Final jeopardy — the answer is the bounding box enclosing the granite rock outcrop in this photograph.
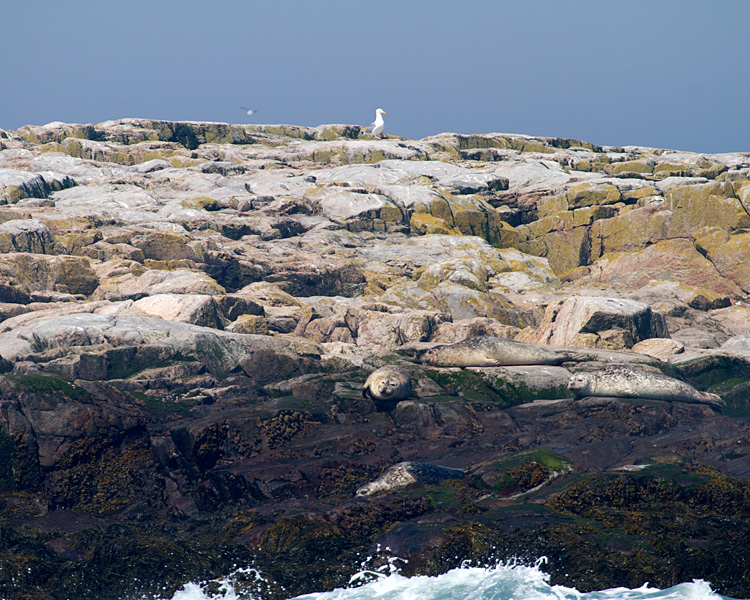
[1,119,750,599]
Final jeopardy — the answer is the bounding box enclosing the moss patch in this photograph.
[4,374,91,402]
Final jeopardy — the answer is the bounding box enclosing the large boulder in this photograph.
[350,306,449,351]
[0,252,98,296]
[0,168,76,203]
[132,294,223,329]
[522,296,668,349]
[0,219,58,254]
[92,267,225,301]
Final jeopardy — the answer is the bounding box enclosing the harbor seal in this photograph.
[362,366,412,402]
[356,461,466,497]
[567,366,725,409]
[420,335,563,368]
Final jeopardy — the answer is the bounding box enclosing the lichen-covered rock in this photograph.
[566,182,622,208]
[491,249,561,291]
[226,314,270,334]
[709,305,750,336]
[581,238,743,297]
[3,118,750,600]
[0,168,76,203]
[589,202,672,259]
[92,267,225,301]
[83,240,146,262]
[520,225,590,276]
[409,211,461,236]
[130,231,205,262]
[417,257,494,293]
[638,280,732,311]
[314,189,405,232]
[0,252,98,296]
[0,219,58,254]
[664,182,749,235]
[693,227,750,294]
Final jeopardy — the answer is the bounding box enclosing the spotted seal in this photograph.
[362,366,412,402]
[355,461,466,497]
[567,366,725,409]
[420,335,563,368]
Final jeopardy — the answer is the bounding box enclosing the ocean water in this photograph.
[157,557,742,600]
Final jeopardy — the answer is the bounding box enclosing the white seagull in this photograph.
[365,108,386,137]
[240,106,257,116]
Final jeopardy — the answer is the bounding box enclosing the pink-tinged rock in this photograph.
[635,280,731,311]
[430,317,521,344]
[709,305,750,337]
[132,294,222,329]
[523,296,666,349]
[693,228,750,294]
[582,238,743,297]
[354,308,448,351]
[631,338,685,360]
[589,203,672,260]
[92,267,226,301]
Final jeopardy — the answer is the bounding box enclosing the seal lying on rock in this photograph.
[356,461,466,497]
[567,366,725,409]
[362,366,412,402]
[420,335,563,367]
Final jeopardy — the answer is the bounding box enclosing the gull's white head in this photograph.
[376,108,386,116]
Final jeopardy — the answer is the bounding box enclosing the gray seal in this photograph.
[362,366,412,402]
[567,366,725,409]
[420,335,563,368]
[356,461,466,497]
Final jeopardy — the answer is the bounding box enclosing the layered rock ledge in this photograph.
[1,120,750,599]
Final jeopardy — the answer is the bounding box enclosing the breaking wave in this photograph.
[158,556,741,600]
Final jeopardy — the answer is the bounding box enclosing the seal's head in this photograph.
[355,483,375,497]
[363,366,412,402]
[420,346,448,366]
[373,375,405,400]
[567,372,592,397]
[420,348,437,365]
[356,480,389,497]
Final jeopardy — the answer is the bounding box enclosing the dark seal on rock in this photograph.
[420,335,563,367]
[362,365,412,402]
[568,366,725,409]
[355,461,466,497]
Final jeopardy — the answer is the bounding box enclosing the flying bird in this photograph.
[365,108,386,137]
[240,106,257,116]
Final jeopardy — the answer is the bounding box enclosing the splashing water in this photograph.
[159,557,739,600]
[165,567,270,600]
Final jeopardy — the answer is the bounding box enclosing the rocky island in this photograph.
[0,119,749,599]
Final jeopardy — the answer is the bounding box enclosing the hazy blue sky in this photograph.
[2,1,748,153]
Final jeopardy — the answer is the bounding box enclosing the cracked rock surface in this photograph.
[1,120,750,599]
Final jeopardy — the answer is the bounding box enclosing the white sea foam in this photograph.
[157,558,738,600]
